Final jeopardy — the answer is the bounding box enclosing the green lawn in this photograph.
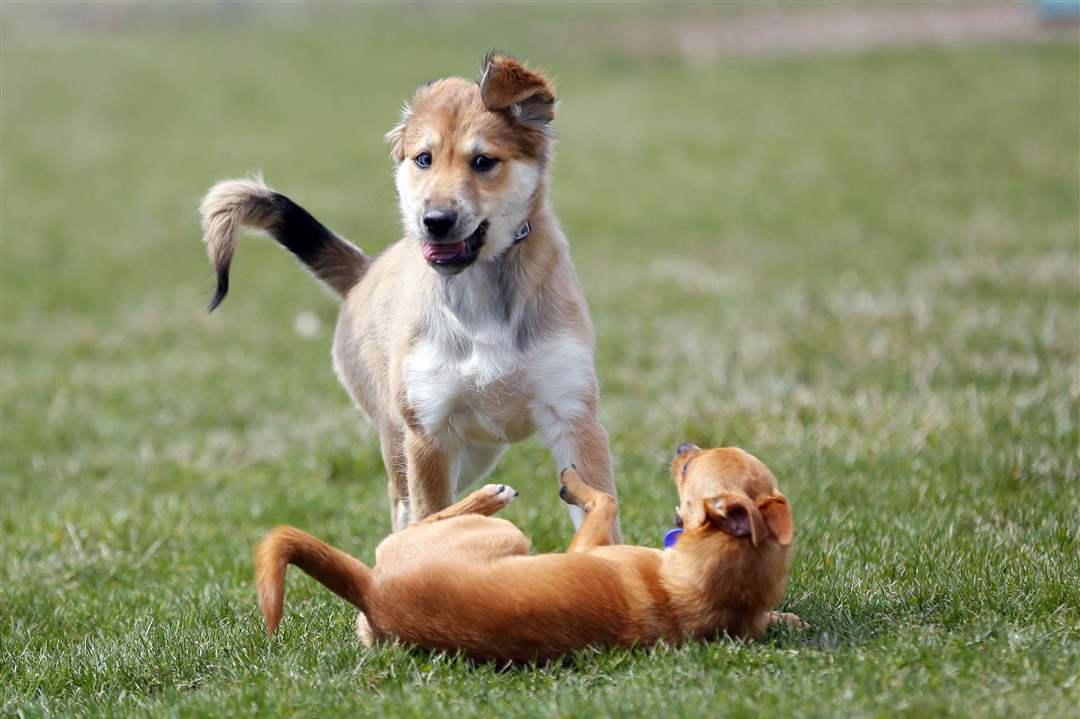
[2,5,1078,717]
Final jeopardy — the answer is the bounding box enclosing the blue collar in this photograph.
[663,528,683,548]
[512,220,531,245]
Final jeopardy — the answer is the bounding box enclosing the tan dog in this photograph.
[199,53,618,538]
[255,445,804,662]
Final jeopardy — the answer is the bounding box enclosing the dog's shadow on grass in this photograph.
[327,623,829,677]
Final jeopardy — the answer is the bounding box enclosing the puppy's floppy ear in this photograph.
[478,52,556,127]
[384,103,412,162]
[704,494,767,546]
[757,494,793,546]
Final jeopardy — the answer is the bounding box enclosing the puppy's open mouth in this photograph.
[420,221,487,274]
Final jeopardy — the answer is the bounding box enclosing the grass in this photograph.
[2,4,1078,717]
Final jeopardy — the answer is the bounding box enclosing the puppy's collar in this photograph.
[512,220,531,245]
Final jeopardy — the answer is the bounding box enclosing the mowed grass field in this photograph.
[2,5,1078,717]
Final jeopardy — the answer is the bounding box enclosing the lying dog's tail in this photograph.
[199,175,369,311]
[255,525,374,636]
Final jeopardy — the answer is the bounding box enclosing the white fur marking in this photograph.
[451,444,509,496]
[395,499,412,531]
[529,334,593,428]
[479,160,541,261]
[405,339,467,441]
[528,334,595,531]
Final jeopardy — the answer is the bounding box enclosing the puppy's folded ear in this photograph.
[704,494,767,546]
[479,52,556,128]
[757,494,793,546]
[384,104,412,162]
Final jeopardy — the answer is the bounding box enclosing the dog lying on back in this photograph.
[256,445,804,662]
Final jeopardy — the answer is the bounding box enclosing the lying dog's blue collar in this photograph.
[512,220,531,244]
[663,528,683,549]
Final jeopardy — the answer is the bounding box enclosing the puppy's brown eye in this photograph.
[674,511,684,528]
[414,152,432,168]
[471,155,497,172]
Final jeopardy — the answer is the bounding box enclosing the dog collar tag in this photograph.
[512,221,531,244]
[663,528,683,548]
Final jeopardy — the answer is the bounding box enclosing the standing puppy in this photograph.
[199,53,618,537]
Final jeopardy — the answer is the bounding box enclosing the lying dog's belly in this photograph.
[366,551,671,662]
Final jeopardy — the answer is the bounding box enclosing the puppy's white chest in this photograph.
[405,329,525,443]
[405,331,592,446]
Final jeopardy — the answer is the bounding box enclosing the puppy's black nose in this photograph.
[677,442,699,455]
[423,210,458,237]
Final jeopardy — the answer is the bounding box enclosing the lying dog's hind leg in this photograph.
[415,483,519,525]
[539,412,623,543]
[355,610,379,647]
[558,467,618,553]
[767,611,809,631]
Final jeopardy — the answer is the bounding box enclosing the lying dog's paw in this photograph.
[482,483,519,508]
[458,483,519,517]
[768,611,809,630]
[355,611,377,647]
[558,466,587,507]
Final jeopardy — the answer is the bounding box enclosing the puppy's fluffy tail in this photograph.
[255,525,374,636]
[199,174,369,311]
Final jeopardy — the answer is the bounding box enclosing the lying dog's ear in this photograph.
[757,494,793,546]
[704,494,767,546]
[479,52,556,128]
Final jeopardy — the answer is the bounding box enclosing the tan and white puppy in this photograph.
[199,54,618,537]
[255,445,804,663]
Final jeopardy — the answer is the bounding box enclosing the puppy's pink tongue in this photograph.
[421,241,464,262]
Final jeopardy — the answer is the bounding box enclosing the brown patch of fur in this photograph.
[478,52,556,146]
[399,77,549,161]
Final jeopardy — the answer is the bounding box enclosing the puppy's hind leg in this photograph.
[559,466,618,553]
